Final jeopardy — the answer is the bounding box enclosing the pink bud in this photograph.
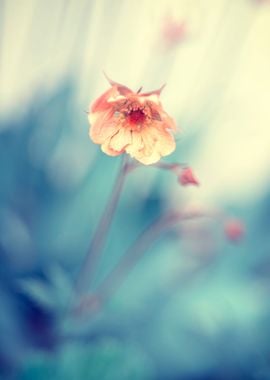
[178,167,199,186]
[224,219,245,242]
[161,16,187,49]
[163,20,186,46]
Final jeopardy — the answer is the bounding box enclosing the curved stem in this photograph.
[95,209,204,305]
[153,162,185,171]
[75,155,129,295]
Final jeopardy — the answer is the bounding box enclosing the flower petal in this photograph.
[90,87,118,113]
[160,110,177,131]
[89,111,121,144]
[101,138,123,157]
[140,129,156,157]
[126,129,159,165]
[132,147,161,165]
[109,128,132,152]
[125,131,143,156]
[131,125,175,165]
[152,126,176,156]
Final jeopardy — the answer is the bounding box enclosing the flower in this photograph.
[178,167,199,186]
[224,219,245,242]
[88,75,177,165]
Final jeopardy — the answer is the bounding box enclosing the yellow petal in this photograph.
[160,111,177,131]
[129,124,175,165]
[125,131,143,156]
[101,138,122,157]
[133,150,161,165]
[147,125,176,156]
[125,129,158,164]
[109,128,132,152]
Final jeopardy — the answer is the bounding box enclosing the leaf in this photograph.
[18,279,56,309]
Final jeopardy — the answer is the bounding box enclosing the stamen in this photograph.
[127,109,146,125]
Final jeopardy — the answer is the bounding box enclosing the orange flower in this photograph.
[88,75,177,165]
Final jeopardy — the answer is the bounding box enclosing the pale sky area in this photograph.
[1,0,270,205]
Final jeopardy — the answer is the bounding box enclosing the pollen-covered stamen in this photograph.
[127,109,146,124]
[114,99,159,131]
[120,100,151,126]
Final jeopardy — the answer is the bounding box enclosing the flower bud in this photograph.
[224,219,245,242]
[178,167,199,186]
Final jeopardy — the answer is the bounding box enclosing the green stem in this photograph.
[95,210,204,305]
[96,213,178,303]
[75,155,129,295]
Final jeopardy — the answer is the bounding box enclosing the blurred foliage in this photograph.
[0,81,270,380]
[20,340,153,380]
[1,0,270,378]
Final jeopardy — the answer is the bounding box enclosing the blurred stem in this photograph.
[154,162,185,171]
[75,155,129,295]
[125,161,186,174]
[95,209,204,305]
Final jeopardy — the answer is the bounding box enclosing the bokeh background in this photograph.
[1,0,270,379]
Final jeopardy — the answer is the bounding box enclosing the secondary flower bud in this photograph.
[162,16,187,49]
[178,167,199,186]
[224,219,245,242]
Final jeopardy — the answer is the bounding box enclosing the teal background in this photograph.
[1,1,270,379]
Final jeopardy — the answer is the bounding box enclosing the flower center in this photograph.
[127,109,146,125]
